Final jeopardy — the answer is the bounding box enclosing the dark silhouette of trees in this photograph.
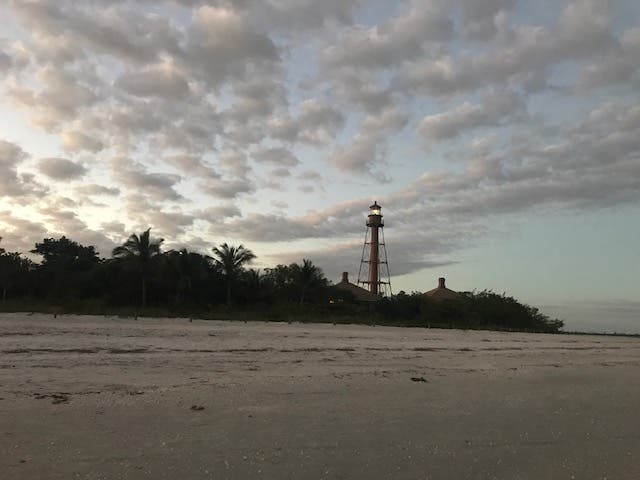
[164,248,210,307]
[263,264,294,300]
[0,251,33,301]
[374,290,564,332]
[112,229,164,309]
[239,268,265,305]
[292,259,326,305]
[261,260,329,305]
[30,236,101,300]
[0,232,564,334]
[31,236,100,272]
[210,243,255,305]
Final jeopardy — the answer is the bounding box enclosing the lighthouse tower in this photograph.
[357,201,392,296]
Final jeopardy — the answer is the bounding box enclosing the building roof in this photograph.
[332,272,380,302]
[423,277,461,300]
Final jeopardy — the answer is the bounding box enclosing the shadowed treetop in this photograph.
[112,229,164,268]
[31,236,100,271]
[210,243,256,278]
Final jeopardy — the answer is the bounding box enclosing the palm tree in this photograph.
[210,243,255,305]
[294,258,325,305]
[112,228,164,308]
[166,248,208,306]
[242,268,264,304]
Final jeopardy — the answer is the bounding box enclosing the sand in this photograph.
[1,313,639,479]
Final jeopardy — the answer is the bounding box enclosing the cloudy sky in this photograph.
[1,0,639,331]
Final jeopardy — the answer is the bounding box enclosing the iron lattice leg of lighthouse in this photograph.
[357,225,392,296]
[380,226,392,296]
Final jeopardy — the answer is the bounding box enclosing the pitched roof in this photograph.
[424,277,461,300]
[332,272,380,302]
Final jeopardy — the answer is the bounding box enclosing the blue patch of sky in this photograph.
[153,1,192,28]
[275,36,318,100]
[511,0,563,27]
[352,0,401,27]
[612,0,640,32]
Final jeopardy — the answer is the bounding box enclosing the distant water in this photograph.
[542,301,640,335]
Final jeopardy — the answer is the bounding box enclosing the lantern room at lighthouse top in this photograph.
[367,201,383,226]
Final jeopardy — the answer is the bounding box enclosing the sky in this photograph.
[0,0,639,333]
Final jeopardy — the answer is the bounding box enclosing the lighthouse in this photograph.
[357,201,392,296]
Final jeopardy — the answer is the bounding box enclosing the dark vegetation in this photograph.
[0,233,563,333]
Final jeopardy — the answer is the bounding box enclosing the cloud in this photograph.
[361,106,408,135]
[11,1,183,65]
[269,167,291,178]
[329,136,381,175]
[325,73,395,113]
[111,157,183,201]
[186,5,280,87]
[267,239,457,281]
[164,154,219,179]
[268,100,345,145]
[218,98,640,276]
[0,140,29,197]
[295,174,324,192]
[100,221,127,240]
[395,101,640,217]
[0,140,48,199]
[38,157,87,180]
[198,177,255,199]
[198,204,242,221]
[321,0,453,71]
[459,0,516,41]
[9,66,100,130]
[60,130,104,153]
[218,197,370,242]
[116,63,191,99]
[394,0,620,98]
[0,210,48,253]
[144,210,196,238]
[329,107,408,175]
[75,184,120,196]
[252,146,299,168]
[224,79,286,124]
[0,49,12,72]
[418,91,525,140]
[219,213,331,243]
[216,151,252,177]
[577,26,640,89]
[298,170,323,182]
[242,0,362,32]
[116,193,195,239]
[33,202,117,257]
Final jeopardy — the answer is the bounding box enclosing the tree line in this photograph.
[0,232,563,333]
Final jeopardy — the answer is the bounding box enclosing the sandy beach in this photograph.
[1,313,639,479]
